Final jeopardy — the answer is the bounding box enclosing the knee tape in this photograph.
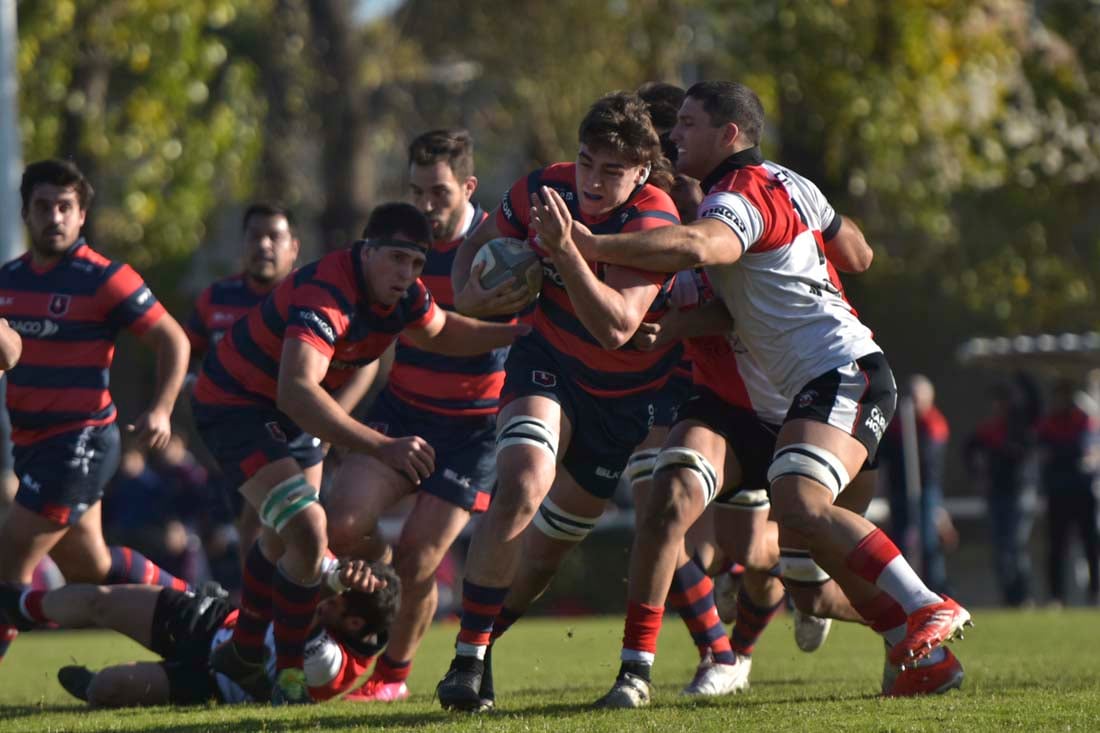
[497,415,558,461]
[625,448,661,488]
[779,547,831,584]
[259,475,319,533]
[654,448,719,506]
[715,488,771,511]
[532,497,599,542]
[767,443,851,500]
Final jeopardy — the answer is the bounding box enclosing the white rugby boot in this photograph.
[792,609,832,653]
[680,651,751,696]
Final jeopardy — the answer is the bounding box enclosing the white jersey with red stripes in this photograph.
[696,149,880,399]
[671,269,789,425]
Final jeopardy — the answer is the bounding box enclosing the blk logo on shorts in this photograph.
[48,293,70,316]
[532,370,557,388]
[265,421,288,442]
[796,389,818,409]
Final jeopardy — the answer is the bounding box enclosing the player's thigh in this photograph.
[836,469,877,514]
[88,662,172,707]
[326,452,414,546]
[630,425,669,507]
[713,503,775,568]
[494,395,571,504]
[49,501,113,582]
[524,464,608,559]
[394,492,471,585]
[0,501,70,581]
[649,419,732,513]
[238,456,311,511]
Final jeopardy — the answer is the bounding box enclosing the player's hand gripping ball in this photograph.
[471,237,543,306]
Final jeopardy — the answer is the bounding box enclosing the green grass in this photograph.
[1,610,1098,732]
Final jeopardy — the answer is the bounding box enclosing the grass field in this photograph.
[0,609,1098,732]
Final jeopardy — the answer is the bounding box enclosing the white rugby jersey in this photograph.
[671,269,791,425]
[696,148,880,399]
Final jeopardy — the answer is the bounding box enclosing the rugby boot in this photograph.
[890,596,972,667]
[886,647,964,697]
[436,655,485,712]
[57,665,95,702]
[594,661,652,709]
[210,640,272,702]
[271,668,312,705]
[344,677,409,702]
[680,651,751,696]
[793,609,832,653]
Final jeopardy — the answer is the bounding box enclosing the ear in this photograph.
[721,122,741,148]
[290,236,301,259]
[463,176,478,200]
[77,207,88,228]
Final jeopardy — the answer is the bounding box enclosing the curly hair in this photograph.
[578,91,674,193]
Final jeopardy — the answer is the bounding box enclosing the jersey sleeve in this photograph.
[798,176,840,240]
[284,280,352,359]
[184,289,212,354]
[495,172,533,239]
[615,198,681,284]
[698,190,764,252]
[303,628,374,701]
[402,279,437,330]
[99,263,166,335]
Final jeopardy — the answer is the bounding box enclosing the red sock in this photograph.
[620,601,663,663]
[371,653,411,683]
[853,591,907,634]
[729,589,785,657]
[845,529,901,584]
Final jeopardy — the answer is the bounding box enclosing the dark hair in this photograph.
[361,202,433,246]
[636,82,685,134]
[685,81,765,146]
[578,91,674,193]
[242,202,295,232]
[408,129,475,180]
[342,562,401,637]
[20,159,94,212]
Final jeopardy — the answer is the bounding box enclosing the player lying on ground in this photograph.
[0,560,397,707]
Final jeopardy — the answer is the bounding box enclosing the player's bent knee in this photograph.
[532,497,598,543]
[260,474,321,535]
[654,448,719,507]
[497,415,558,463]
[780,547,831,588]
[767,443,850,502]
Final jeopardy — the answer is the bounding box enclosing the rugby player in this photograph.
[0,560,397,706]
[328,130,526,702]
[0,159,191,665]
[190,202,526,704]
[550,81,968,706]
[436,91,681,712]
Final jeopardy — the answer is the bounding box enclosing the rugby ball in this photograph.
[471,237,543,301]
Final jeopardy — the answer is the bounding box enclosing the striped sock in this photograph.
[272,565,321,672]
[668,556,735,664]
[729,589,785,657]
[106,546,190,591]
[0,626,16,664]
[19,590,49,624]
[490,606,524,642]
[232,543,277,663]
[845,529,941,613]
[371,653,411,683]
[456,580,508,659]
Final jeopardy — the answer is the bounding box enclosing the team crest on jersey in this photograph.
[48,293,70,316]
[796,389,818,409]
[531,370,557,388]
[265,421,288,442]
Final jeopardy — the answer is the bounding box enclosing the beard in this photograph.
[432,207,466,244]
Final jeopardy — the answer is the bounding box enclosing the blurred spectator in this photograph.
[881,374,951,594]
[965,373,1041,607]
[1036,378,1099,606]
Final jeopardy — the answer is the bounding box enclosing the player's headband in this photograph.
[359,237,430,254]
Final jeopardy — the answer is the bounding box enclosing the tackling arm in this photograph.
[823,216,873,274]
[401,305,528,356]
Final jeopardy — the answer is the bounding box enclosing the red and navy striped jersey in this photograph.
[0,239,167,445]
[497,162,681,396]
[387,205,516,416]
[186,273,273,357]
[193,241,436,409]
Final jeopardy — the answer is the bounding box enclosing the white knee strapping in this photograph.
[767,443,851,500]
[654,448,719,505]
[625,448,660,488]
[779,547,832,584]
[532,497,599,542]
[259,475,319,533]
[715,488,770,511]
[497,415,558,461]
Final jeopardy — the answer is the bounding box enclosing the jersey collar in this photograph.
[700,146,765,193]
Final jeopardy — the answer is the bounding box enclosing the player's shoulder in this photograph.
[764,160,825,199]
[541,161,575,181]
[630,183,678,215]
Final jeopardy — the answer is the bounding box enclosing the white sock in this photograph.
[875,557,942,614]
[456,642,487,660]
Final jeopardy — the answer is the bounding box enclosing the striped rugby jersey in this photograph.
[497,162,681,397]
[186,273,274,357]
[0,239,166,445]
[193,240,436,409]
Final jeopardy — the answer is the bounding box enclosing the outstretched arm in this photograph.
[402,305,529,356]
